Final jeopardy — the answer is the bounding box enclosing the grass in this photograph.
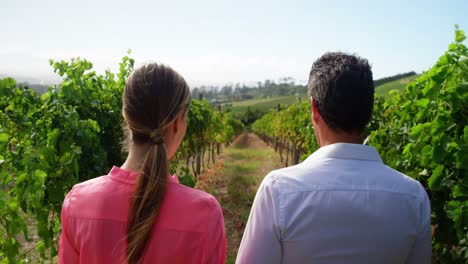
[375,75,419,97]
[224,149,265,205]
[222,142,278,263]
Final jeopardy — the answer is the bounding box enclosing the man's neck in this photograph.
[318,132,362,147]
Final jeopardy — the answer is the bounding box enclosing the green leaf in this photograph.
[59,152,73,165]
[432,134,449,163]
[0,133,9,143]
[422,79,441,97]
[455,26,467,43]
[34,170,47,183]
[428,165,444,191]
[455,150,468,170]
[87,119,100,132]
[446,201,461,219]
[403,143,413,155]
[464,126,468,143]
[430,117,446,135]
[40,91,51,102]
[47,128,60,147]
[453,184,468,198]
[445,141,459,152]
[7,200,18,211]
[36,240,46,259]
[410,123,428,137]
[421,145,433,166]
[415,98,430,108]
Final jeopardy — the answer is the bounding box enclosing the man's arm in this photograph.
[236,176,281,264]
[405,224,432,263]
[405,188,432,264]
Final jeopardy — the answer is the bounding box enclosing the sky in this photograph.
[1,0,467,87]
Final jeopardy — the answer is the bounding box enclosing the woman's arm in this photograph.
[58,189,79,264]
[203,198,226,264]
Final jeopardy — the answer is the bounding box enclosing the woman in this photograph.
[59,63,226,263]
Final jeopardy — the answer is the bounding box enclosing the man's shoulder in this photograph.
[261,158,428,201]
[260,163,320,195]
[263,164,301,183]
[378,165,429,198]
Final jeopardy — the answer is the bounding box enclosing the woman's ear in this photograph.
[172,114,180,135]
[172,109,186,135]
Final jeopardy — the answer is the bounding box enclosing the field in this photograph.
[222,95,304,115]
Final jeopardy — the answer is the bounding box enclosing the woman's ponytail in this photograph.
[122,63,190,264]
[126,140,168,264]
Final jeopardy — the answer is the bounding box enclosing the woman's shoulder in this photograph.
[156,181,223,232]
[168,181,221,209]
[67,175,113,198]
[62,175,130,220]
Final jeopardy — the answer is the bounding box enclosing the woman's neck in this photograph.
[121,143,151,172]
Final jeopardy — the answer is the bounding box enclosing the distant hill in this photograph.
[1,71,418,100]
[223,95,304,115]
[375,74,419,97]
[374,71,417,87]
[0,74,51,94]
[224,71,420,123]
[0,74,47,84]
[25,83,49,94]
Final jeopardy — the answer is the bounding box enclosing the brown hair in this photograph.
[122,63,190,264]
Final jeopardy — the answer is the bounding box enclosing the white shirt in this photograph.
[236,143,431,264]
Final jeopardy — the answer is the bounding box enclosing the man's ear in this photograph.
[311,98,321,124]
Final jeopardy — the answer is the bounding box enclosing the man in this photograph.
[236,52,431,264]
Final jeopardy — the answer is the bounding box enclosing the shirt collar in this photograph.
[303,143,383,164]
[109,166,179,184]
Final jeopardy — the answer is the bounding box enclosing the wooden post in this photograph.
[207,145,211,166]
[192,156,198,177]
[295,147,301,165]
[292,143,298,165]
[212,143,216,164]
[279,139,284,163]
[196,152,201,175]
[202,147,206,172]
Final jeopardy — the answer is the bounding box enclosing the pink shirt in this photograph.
[59,166,226,264]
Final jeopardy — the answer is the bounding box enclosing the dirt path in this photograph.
[196,132,283,264]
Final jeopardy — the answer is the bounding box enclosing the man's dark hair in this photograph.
[308,52,374,133]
